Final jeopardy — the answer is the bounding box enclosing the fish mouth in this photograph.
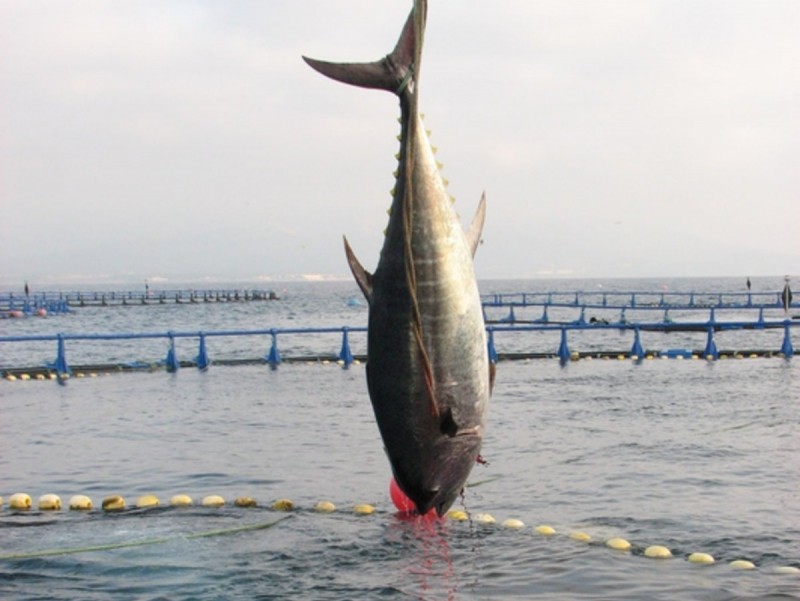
[393,430,483,517]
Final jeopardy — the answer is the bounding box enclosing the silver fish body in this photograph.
[304,0,491,516]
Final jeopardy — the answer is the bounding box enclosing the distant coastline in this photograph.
[0,274,791,295]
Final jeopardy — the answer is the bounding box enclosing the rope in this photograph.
[396,67,414,95]
[401,0,438,418]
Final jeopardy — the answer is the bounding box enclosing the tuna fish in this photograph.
[303,0,492,517]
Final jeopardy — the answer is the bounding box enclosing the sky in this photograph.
[1,0,798,287]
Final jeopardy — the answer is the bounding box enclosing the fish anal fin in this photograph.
[343,236,373,302]
[465,192,487,258]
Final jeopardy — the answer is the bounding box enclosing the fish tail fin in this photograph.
[302,1,425,96]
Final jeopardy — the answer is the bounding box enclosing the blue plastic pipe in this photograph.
[165,333,180,372]
[54,334,70,376]
[267,330,281,368]
[558,328,570,365]
[196,333,210,370]
[631,328,644,359]
[780,322,794,358]
[338,327,354,367]
[703,327,719,360]
[487,328,498,364]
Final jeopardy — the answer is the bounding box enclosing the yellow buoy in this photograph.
[135,494,160,509]
[501,518,525,530]
[38,494,62,511]
[35,374,46,380]
[169,494,193,507]
[0,496,3,507]
[9,493,32,510]
[6,374,17,381]
[235,497,258,508]
[535,525,556,536]
[69,495,93,510]
[353,504,375,515]
[729,559,755,570]
[570,531,592,543]
[606,538,631,551]
[314,500,336,513]
[688,552,715,565]
[773,566,800,574]
[447,509,469,521]
[20,373,31,381]
[474,513,496,525]
[102,495,126,511]
[644,545,673,559]
[271,498,294,511]
[201,495,225,507]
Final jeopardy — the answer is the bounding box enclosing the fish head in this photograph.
[391,426,483,517]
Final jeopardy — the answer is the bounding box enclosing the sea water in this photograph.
[1,277,798,600]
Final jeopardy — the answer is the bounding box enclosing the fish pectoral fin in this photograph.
[465,192,487,258]
[343,236,373,302]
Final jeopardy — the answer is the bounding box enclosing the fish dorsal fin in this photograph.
[344,236,373,302]
[465,192,487,257]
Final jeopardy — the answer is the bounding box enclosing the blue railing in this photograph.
[2,288,794,315]
[485,320,794,365]
[481,290,795,310]
[1,297,71,315]
[1,319,794,378]
[0,288,278,313]
[0,326,367,375]
[483,304,790,328]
